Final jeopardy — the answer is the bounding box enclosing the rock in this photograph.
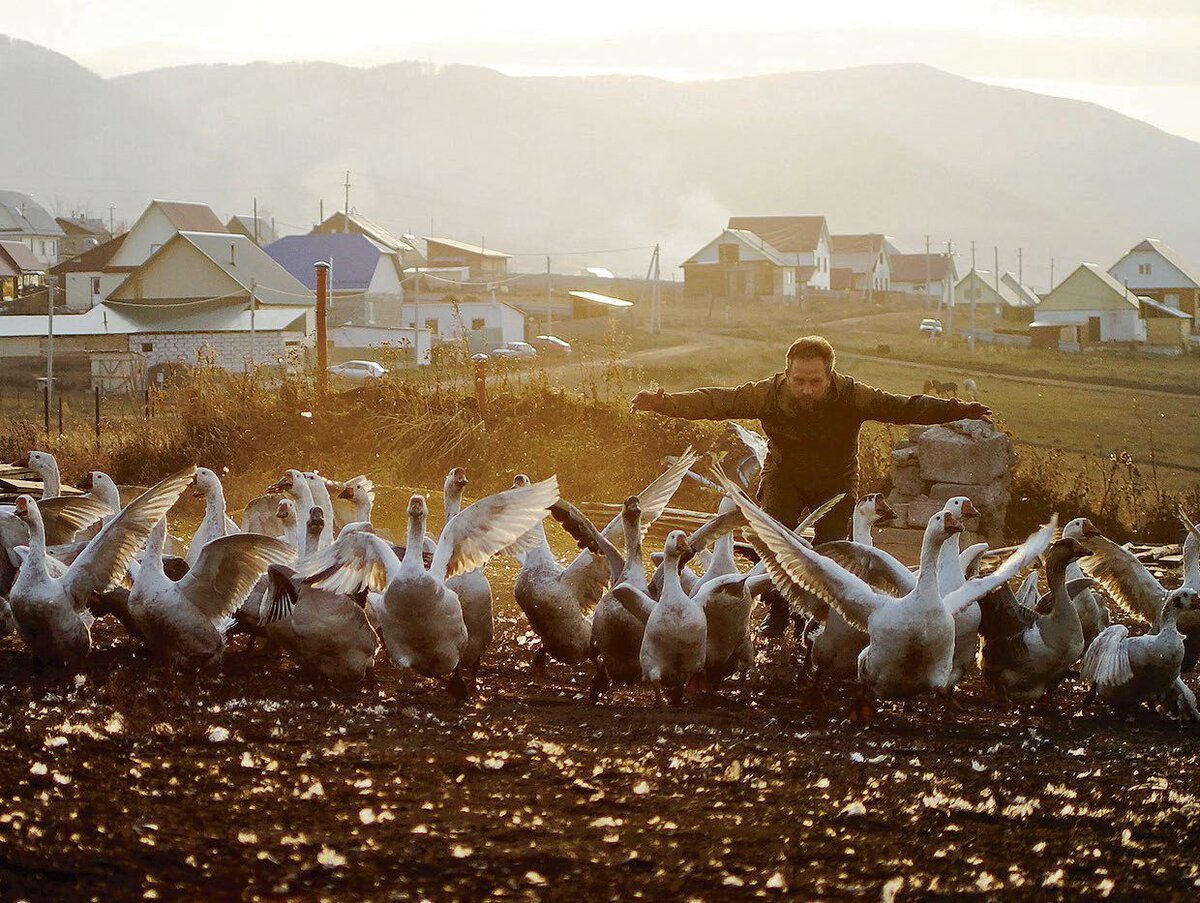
[918,426,1010,485]
[907,425,933,442]
[890,446,919,466]
[884,493,910,528]
[892,464,926,497]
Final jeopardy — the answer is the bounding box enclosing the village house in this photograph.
[424,237,510,282]
[401,296,526,347]
[681,215,831,302]
[104,231,314,371]
[830,234,892,292]
[0,191,64,267]
[266,233,405,328]
[890,252,958,300]
[955,269,1039,320]
[227,215,277,247]
[56,215,112,259]
[1107,238,1200,319]
[1032,262,1191,350]
[312,211,425,268]
[48,233,129,312]
[0,240,47,301]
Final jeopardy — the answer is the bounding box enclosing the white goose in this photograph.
[978,538,1093,704]
[259,506,381,683]
[511,451,697,679]
[302,472,337,549]
[263,469,317,537]
[26,450,63,499]
[612,530,706,705]
[719,472,1055,717]
[1066,516,1200,673]
[128,516,293,670]
[442,467,494,693]
[302,476,558,698]
[186,467,241,567]
[1082,586,1200,722]
[337,477,376,527]
[8,468,196,670]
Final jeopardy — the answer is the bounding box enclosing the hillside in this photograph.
[4,35,1200,281]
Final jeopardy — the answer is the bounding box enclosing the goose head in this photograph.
[869,493,896,524]
[1163,587,1200,622]
[937,510,963,537]
[26,450,55,476]
[407,494,429,525]
[275,498,298,527]
[940,496,979,521]
[12,495,44,536]
[622,495,642,521]
[338,481,371,507]
[443,467,469,501]
[191,467,221,499]
[512,474,531,489]
[267,469,306,497]
[662,529,692,566]
[306,505,326,538]
[1061,517,1104,541]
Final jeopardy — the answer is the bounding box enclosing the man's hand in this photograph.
[630,387,666,414]
[952,400,993,423]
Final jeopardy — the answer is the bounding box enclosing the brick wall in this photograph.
[131,330,296,372]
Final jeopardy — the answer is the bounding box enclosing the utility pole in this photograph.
[545,256,552,330]
[969,241,977,352]
[1050,257,1055,290]
[1018,247,1024,287]
[249,277,257,376]
[945,239,954,341]
[650,244,661,334]
[47,277,55,422]
[344,171,351,221]
[994,246,1000,316]
[925,235,932,309]
[108,205,115,235]
[253,197,259,244]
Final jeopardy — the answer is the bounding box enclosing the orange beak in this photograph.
[943,512,963,534]
[961,500,980,519]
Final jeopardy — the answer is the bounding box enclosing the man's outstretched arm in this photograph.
[630,379,769,421]
[853,382,993,425]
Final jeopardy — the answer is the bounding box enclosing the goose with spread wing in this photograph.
[1066,516,1200,672]
[259,505,380,683]
[8,468,197,670]
[302,476,558,698]
[128,514,293,670]
[186,468,241,567]
[718,470,1055,716]
[1081,587,1200,722]
[442,467,494,692]
[509,451,697,679]
[978,538,1094,704]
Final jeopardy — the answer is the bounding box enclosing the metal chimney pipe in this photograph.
[230,242,237,267]
[315,261,329,391]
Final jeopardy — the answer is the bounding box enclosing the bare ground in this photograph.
[2,597,1199,901]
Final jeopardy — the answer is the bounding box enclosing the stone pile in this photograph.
[885,419,1014,544]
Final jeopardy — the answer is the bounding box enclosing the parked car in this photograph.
[328,360,388,381]
[531,335,573,355]
[919,318,944,338]
[490,341,538,360]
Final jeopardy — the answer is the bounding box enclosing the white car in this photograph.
[919,318,944,337]
[490,341,538,360]
[328,360,388,381]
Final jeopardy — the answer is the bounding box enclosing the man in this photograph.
[630,335,992,636]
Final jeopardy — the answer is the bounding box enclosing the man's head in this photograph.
[783,336,835,408]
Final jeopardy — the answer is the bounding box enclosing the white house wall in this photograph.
[64,271,126,312]
[401,301,525,343]
[109,206,186,269]
[1109,250,1195,292]
[1034,308,1145,342]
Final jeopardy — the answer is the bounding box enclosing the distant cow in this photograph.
[923,378,958,398]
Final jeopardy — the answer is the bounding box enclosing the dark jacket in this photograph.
[657,371,963,487]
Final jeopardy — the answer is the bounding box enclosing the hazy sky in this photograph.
[7,0,1200,141]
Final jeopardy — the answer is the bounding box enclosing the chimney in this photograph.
[229,242,237,267]
[315,261,330,392]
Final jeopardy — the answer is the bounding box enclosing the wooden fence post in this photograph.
[58,395,63,436]
[43,383,49,436]
[94,386,101,449]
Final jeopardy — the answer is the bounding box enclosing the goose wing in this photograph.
[301,531,402,595]
[942,517,1057,616]
[432,476,559,581]
[816,541,915,596]
[1015,570,1040,608]
[178,533,295,624]
[718,480,885,632]
[62,467,197,610]
[1077,534,1166,624]
[978,582,1040,663]
[549,500,624,584]
[959,542,990,581]
[1081,624,1133,690]
[37,496,112,545]
[611,582,656,625]
[260,564,301,626]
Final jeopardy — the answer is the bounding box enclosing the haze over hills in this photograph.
[4,34,1199,285]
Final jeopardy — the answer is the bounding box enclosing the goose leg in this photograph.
[445,665,470,703]
[847,695,875,724]
[531,647,548,683]
[1078,684,1097,713]
[588,659,611,703]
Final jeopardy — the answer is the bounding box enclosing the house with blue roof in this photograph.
[265,233,405,327]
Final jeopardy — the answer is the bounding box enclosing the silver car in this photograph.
[328,360,388,380]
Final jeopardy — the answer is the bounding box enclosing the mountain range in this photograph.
[4,34,1199,285]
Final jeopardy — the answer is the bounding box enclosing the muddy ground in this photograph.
[1,557,1199,900]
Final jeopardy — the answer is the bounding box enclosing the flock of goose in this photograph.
[1,438,1198,723]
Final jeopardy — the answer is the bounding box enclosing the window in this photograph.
[1138,263,1153,275]
[471,318,486,330]
[91,277,101,295]
[425,317,439,334]
[1166,293,1180,309]
[141,342,153,352]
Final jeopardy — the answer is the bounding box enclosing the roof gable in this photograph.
[682,229,789,267]
[725,216,827,253]
[0,190,63,237]
[1112,238,1200,289]
[50,232,128,274]
[314,211,414,254]
[155,200,225,233]
[1039,263,1139,312]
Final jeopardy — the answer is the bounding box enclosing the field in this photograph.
[1,315,1199,898]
